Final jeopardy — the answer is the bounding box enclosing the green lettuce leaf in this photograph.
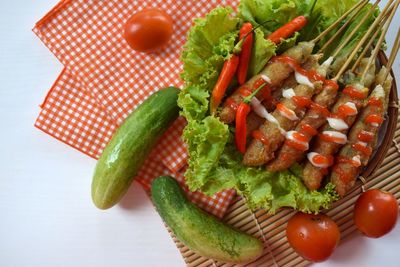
[180,7,239,88]
[248,28,276,77]
[276,31,300,54]
[299,0,359,43]
[331,4,379,63]
[179,6,277,192]
[183,117,229,191]
[239,0,311,35]
[178,7,239,191]
[201,144,338,214]
[300,0,378,61]
[177,85,209,121]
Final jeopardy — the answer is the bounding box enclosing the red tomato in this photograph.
[354,189,398,238]
[123,8,173,53]
[286,212,340,262]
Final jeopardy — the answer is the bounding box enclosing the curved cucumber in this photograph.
[92,87,180,209]
[151,176,263,263]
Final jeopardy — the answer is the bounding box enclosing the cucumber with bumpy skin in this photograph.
[151,176,263,263]
[92,87,180,209]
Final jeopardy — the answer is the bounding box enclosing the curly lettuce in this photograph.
[177,1,374,214]
[183,117,229,191]
[248,28,276,77]
[180,7,239,89]
[239,0,311,35]
[201,144,338,214]
[178,7,240,190]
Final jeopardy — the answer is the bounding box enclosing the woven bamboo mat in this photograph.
[171,89,400,266]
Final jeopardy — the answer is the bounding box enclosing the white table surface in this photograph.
[0,1,399,266]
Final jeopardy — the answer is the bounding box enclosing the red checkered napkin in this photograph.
[36,68,116,159]
[36,68,235,217]
[33,0,230,173]
[34,0,239,217]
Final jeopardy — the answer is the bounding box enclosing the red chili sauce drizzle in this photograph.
[252,130,269,146]
[270,55,339,90]
[342,86,368,99]
[300,123,319,136]
[285,139,307,151]
[357,130,374,142]
[332,165,352,183]
[335,98,381,167]
[337,156,361,168]
[368,98,383,107]
[365,114,384,125]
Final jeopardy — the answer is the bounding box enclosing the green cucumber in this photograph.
[151,176,263,263]
[92,87,180,209]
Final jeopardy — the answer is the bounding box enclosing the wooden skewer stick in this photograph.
[332,0,382,59]
[351,31,379,72]
[384,27,400,79]
[318,0,370,53]
[333,0,396,81]
[361,0,400,81]
[351,5,393,72]
[312,0,369,44]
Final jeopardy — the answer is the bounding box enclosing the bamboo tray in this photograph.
[171,52,399,267]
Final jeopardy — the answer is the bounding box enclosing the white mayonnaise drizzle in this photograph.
[357,141,368,147]
[286,131,309,150]
[341,102,358,115]
[250,97,286,135]
[327,117,348,130]
[261,74,272,84]
[321,56,334,69]
[372,84,385,98]
[353,83,364,90]
[352,155,361,166]
[251,97,268,117]
[322,131,347,144]
[318,56,334,76]
[278,104,299,121]
[307,152,330,168]
[282,88,296,99]
[295,71,314,88]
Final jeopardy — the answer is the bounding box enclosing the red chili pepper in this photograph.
[237,23,254,85]
[235,81,268,153]
[235,103,251,154]
[267,16,307,44]
[210,54,239,115]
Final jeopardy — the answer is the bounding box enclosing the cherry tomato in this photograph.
[123,8,173,53]
[286,212,340,262]
[354,189,398,238]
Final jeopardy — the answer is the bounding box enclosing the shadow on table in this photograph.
[329,231,369,264]
[118,181,150,211]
